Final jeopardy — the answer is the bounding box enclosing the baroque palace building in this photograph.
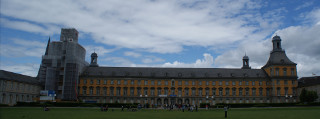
[0,70,41,105]
[39,28,298,105]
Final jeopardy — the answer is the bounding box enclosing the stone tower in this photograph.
[241,54,251,69]
[90,52,99,67]
[262,35,297,103]
[60,28,79,43]
[37,28,88,101]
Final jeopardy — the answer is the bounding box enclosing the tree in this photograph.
[306,91,318,102]
[300,88,307,103]
[300,88,318,103]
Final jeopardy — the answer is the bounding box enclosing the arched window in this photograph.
[103,87,107,95]
[82,86,87,95]
[219,88,223,96]
[198,88,203,96]
[291,68,295,76]
[89,87,93,95]
[110,87,114,96]
[225,88,230,96]
[171,80,175,87]
[239,88,243,96]
[96,87,100,95]
[212,88,216,96]
[245,88,249,96]
[157,87,162,96]
[283,68,287,76]
[252,88,256,96]
[130,87,135,96]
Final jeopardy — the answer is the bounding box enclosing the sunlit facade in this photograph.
[77,36,298,105]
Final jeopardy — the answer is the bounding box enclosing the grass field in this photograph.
[1,107,319,119]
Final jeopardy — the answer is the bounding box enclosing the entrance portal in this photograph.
[170,98,175,105]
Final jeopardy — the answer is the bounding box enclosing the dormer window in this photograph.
[191,73,195,77]
[151,72,155,77]
[243,73,247,77]
[275,68,279,76]
[283,68,287,76]
[125,72,130,76]
[291,68,295,76]
[204,73,209,77]
[165,72,169,77]
[112,72,116,76]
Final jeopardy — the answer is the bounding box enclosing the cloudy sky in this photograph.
[0,0,319,78]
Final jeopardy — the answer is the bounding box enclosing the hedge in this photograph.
[0,103,9,107]
[200,103,210,108]
[12,102,320,107]
[14,102,139,108]
[214,103,304,108]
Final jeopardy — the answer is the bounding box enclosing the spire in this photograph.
[242,54,251,69]
[90,52,99,67]
[272,35,282,52]
[262,35,296,68]
[45,37,50,55]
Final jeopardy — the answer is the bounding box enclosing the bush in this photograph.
[213,103,303,108]
[300,88,319,103]
[0,104,9,107]
[215,103,255,108]
[269,103,298,107]
[200,103,210,108]
[15,102,42,107]
[14,102,139,107]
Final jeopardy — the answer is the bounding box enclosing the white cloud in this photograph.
[124,51,141,58]
[214,23,320,77]
[274,24,320,77]
[0,38,46,57]
[295,2,313,11]
[214,8,320,77]
[103,57,135,67]
[0,0,282,53]
[0,18,60,35]
[103,53,213,68]
[142,56,165,64]
[0,63,40,77]
[84,45,116,56]
[308,9,320,25]
[1,0,319,78]
[214,39,270,69]
[162,53,213,68]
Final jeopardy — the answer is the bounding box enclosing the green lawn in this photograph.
[0,107,319,119]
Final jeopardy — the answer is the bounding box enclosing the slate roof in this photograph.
[0,70,39,85]
[298,76,320,87]
[81,67,268,79]
[263,50,296,68]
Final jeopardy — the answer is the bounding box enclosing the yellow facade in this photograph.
[77,35,298,105]
[78,76,297,105]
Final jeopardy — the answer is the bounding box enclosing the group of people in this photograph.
[157,103,201,112]
[98,103,228,113]
[100,105,109,111]
[43,105,49,111]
